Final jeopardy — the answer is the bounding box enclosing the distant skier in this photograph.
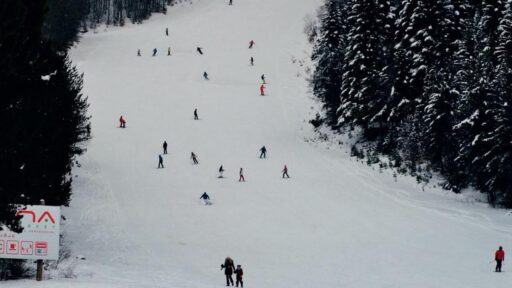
[158,154,164,168]
[163,141,168,154]
[249,40,255,49]
[194,108,199,120]
[250,57,254,66]
[197,47,203,55]
[282,164,290,178]
[260,84,265,96]
[234,265,244,288]
[259,146,267,158]
[200,192,211,205]
[119,115,126,128]
[203,71,209,80]
[167,47,171,56]
[239,168,245,182]
[137,49,141,56]
[191,152,199,164]
[495,246,505,272]
[261,74,266,84]
[229,0,233,5]
[166,27,169,36]
[221,257,235,286]
[219,165,225,178]
[153,48,157,56]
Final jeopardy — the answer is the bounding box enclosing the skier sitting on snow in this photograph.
[221,257,235,286]
[200,192,211,205]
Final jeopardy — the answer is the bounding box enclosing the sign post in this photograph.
[0,205,61,281]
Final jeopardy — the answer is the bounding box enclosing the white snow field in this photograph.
[6,0,512,287]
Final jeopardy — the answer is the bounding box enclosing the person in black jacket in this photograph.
[234,265,243,287]
[221,257,235,286]
[163,141,168,154]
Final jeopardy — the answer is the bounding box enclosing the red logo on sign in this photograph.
[6,241,19,255]
[35,242,48,256]
[16,210,56,224]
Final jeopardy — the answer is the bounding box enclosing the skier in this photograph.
[203,71,209,80]
[261,74,266,84]
[163,141,168,154]
[167,47,171,56]
[239,168,245,182]
[495,246,505,272]
[166,27,169,36]
[158,154,164,168]
[191,152,199,164]
[197,47,203,55]
[221,257,235,286]
[219,165,225,178]
[250,57,254,66]
[249,40,255,49]
[194,108,199,120]
[137,49,141,56]
[260,84,265,96]
[234,265,243,288]
[259,146,267,158]
[282,164,290,178]
[200,192,211,205]
[119,115,126,128]
[229,0,233,5]
[153,48,157,56]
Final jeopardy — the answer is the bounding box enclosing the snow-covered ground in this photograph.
[6,0,512,287]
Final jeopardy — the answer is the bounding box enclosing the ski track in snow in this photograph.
[6,0,512,287]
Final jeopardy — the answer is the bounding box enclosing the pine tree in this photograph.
[311,0,349,126]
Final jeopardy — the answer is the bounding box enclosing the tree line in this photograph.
[312,0,512,207]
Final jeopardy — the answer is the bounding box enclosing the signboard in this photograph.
[0,205,60,260]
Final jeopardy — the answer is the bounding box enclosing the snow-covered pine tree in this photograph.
[311,0,350,127]
[338,0,394,138]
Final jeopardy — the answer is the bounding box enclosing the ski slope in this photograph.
[7,0,512,287]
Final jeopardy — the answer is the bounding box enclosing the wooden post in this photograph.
[36,260,43,281]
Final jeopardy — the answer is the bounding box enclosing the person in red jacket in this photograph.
[119,115,126,128]
[260,84,265,96]
[495,246,505,272]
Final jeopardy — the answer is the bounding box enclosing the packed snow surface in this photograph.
[7,0,512,287]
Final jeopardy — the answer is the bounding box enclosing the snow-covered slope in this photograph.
[7,0,512,287]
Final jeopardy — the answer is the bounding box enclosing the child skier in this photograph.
[234,265,243,287]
